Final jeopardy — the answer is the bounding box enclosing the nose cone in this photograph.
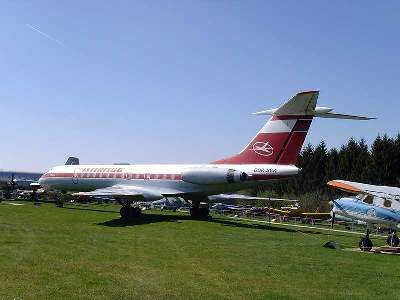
[330,198,344,212]
[38,174,46,187]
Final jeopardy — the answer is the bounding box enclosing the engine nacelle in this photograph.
[181,167,248,185]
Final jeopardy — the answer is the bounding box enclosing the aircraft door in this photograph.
[72,168,79,184]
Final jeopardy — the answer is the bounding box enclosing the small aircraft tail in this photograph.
[213,91,373,165]
[65,157,80,165]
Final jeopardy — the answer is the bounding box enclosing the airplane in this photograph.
[38,91,373,220]
[210,193,330,221]
[151,197,189,211]
[265,207,331,221]
[328,179,400,251]
[210,203,249,213]
[0,171,43,199]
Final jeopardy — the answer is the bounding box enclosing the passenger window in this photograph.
[384,199,392,208]
[364,195,373,204]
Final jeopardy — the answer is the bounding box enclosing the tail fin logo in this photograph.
[251,141,274,157]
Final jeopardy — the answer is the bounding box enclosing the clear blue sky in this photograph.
[1,1,399,172]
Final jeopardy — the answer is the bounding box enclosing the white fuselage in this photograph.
[39,164,298,198]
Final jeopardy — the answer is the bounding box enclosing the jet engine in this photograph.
[181,167,248,185]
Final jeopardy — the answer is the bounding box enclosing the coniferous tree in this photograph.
[251,134,400,211]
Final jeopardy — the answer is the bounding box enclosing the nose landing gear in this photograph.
[189,200,210,218]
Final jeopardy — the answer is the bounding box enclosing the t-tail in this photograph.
[212,91,374,165]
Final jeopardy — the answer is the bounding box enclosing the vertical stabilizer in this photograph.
[212,91,319,165]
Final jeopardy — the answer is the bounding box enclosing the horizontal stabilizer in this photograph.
[253,91,375,120]
[317,113,375,120]
[253,91,319,116]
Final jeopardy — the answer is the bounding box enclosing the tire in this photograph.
[200,207,210,217]
[190,208,198,218]
[387,234,400,247]
[131,207,142,217]
[190,208,209,218]
[120,206,130,219]
[359,237,373,251]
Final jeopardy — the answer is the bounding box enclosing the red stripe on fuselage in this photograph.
[42,172,283,182]
[42,173,73,178]
[42,172,183,181]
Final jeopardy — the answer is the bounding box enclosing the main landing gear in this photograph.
[359,229,373,251]
[387,230,399,247]
[120,206,142,220]
[190,201,210,218]
[55,193,64,208]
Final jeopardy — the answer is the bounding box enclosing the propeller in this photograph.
[4,173,16,199]
[331,211,335,228]
[10,173,15,186]
[329,200,336,228]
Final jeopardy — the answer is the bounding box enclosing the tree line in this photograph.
[251,134,400,211]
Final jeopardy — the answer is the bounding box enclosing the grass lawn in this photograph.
[0,201,399,299]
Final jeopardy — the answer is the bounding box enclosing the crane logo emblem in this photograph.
[252,141,274,157]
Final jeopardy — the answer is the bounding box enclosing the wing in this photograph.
[208,194,298,202]
[327,180,400,200]
[72,185,165,201]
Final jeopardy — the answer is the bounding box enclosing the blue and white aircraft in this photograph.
[328,180,400,251]
[0,171,43,199]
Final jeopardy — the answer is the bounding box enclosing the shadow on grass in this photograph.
[63,205,348,237]
[62,206,117,214]
[97,214,311,234]
[211,218,298,233]
[97,213,194,227]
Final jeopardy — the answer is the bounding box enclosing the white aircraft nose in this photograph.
[38,175,46,185]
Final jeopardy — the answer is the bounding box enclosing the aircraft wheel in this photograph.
[190,207,209,218]
[131,207,142,218]
[387,234,399,247]
[120,206,130,219]
[189,208,198,218]
[359,237,373,252]
[200,207,210,217]
[120,206,142,219]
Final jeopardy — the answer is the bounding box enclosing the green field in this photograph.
[1,202,399,300]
